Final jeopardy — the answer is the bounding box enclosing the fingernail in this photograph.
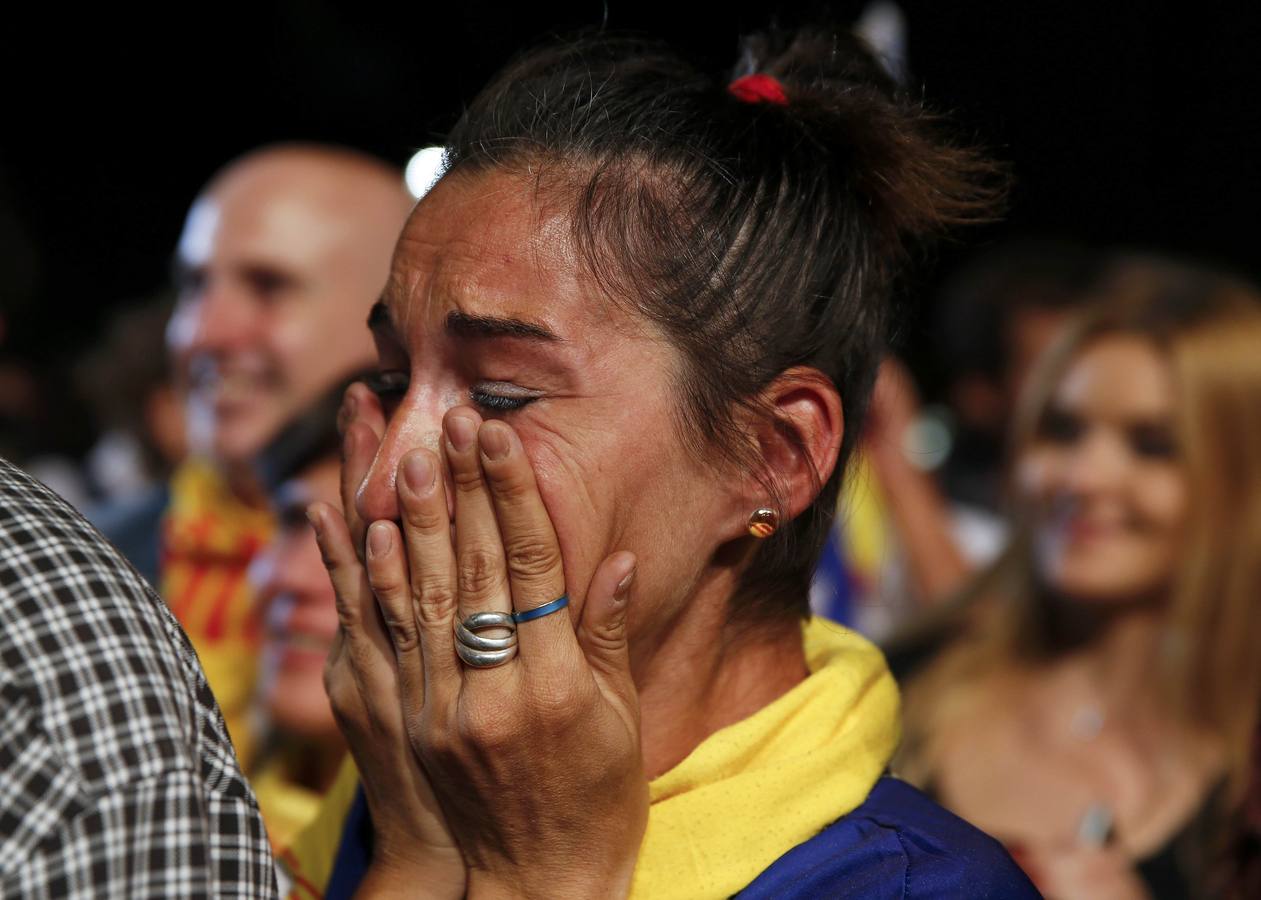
[480,422,511,461]
[403,453,434,493]
[614,567,636,603]
[447,414,477,452]
[367,522,392,558]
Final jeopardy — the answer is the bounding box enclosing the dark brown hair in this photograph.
[444,28,1002,618]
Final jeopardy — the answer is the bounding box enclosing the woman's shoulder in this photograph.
[737,777,1041,899]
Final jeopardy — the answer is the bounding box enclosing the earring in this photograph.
[748,507,779,538]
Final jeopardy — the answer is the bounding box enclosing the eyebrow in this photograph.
[367,301,563,344]
[445,310,562,343]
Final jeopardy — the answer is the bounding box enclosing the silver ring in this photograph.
[454,610,518,668]
[455,641,518,668]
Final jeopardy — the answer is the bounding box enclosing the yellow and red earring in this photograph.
[747,507,779,538]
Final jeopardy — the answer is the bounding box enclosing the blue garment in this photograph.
[739,777,1040,898]
[325,777,1038,899]
[89,483,169,587]
[810,522,856,626]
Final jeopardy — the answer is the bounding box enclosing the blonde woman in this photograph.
[896,258,1261,899]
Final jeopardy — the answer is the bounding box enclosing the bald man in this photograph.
[168,145,412,477]
[117,146,412,771]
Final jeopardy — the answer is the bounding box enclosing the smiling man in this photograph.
[139,145,412,767]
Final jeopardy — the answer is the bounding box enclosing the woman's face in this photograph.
[1015,335,1188,604]
[354,169,744,640]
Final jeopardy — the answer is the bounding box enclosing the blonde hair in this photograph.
[901,256,1261,801]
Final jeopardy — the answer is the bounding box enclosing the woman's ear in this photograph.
[748,366,844,522]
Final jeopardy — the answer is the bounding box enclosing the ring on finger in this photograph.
[454,610,518,668]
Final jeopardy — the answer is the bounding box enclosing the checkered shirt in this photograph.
[0,458,277,898]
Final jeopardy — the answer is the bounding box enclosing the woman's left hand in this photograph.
[352,403,648,899]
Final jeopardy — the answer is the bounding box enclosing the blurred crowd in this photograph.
[3,47,1261,900]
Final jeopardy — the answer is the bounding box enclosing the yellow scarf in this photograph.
[160,458,273,767]
[631,617,899,898]
[283,618,899,899]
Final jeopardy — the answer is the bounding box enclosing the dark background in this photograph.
[2,0,1258,454]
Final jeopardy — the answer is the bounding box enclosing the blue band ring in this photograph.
[512,594,569,624]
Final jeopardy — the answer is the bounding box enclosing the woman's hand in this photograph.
[311,383,464,899]
[320,386,649,899]
[1010,841,1151,900]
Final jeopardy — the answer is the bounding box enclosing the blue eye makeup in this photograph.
[470,382,541,413]
[363,372,540,414]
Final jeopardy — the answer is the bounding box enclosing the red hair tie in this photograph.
[728,73,789,106]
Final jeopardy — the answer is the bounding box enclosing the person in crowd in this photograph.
[933,239,1106,511]
[285,27,1037,898]
[110,145,412,767]
[812,241,1105,633]
[0,457,276,895]
[247,380,352,850]
[897,257,1261,898]
[78,293,187,585]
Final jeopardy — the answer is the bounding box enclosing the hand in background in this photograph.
[1011,841,1151,900]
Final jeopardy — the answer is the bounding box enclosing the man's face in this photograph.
[167,154,407,469]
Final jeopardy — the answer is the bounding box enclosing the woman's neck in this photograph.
[631,572,809,780]
[1052,605,1167,718]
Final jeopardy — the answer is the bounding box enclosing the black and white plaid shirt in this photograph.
[0,458,277,898]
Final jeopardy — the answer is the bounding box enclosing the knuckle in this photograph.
[419,713,454,758]
[324,669,357,719]
[487,467,533,499]
[402,503,447,533]
[458,697,518,750]
[451,465,485,492]
[332,597,359,630]
[458,546,507,597]
[504,536,562,579]
[374,600,421,651]
[316,540,343,574]
[365,565,402,596]
[528,674,584,724]
[413,582,457,627]
[383,616,421,652]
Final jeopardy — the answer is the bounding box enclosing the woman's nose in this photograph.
[1061,429,1126,495]
[354,397,448,524]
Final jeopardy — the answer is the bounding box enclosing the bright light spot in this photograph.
[405,146,447,199]
[902,406,954,471]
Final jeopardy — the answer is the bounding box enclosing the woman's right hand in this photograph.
[1011,841,1150,900]
[311,382,464,899]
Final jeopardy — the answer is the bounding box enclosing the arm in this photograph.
[864,359,975,605]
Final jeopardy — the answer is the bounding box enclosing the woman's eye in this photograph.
[1037,408,1081,445]
[1129,425,1177,460]
[470,383,539,413]
[363,370,410,407]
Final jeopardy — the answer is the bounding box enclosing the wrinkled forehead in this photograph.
[382,168,622,341]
